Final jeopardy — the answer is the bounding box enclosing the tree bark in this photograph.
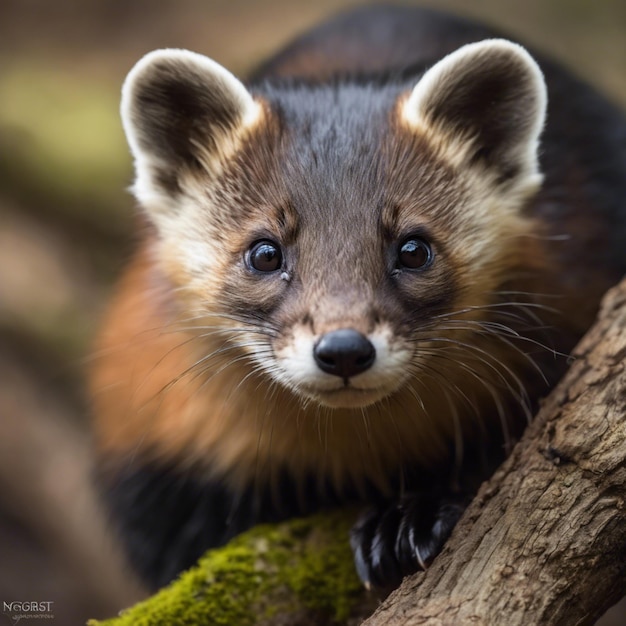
[363,279,626,626]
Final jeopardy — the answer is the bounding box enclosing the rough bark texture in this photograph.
[363,279,626,626]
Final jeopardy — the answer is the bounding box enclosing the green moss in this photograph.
[88,511,365,626]
[287,519,365,622]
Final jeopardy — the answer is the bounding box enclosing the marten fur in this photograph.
[91,5,626,590]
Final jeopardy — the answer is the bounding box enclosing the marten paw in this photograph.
[349,493,466,589]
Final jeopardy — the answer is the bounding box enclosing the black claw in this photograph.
[351,491,467,588]
[350,507,380,586]
[368,505,403,587]
[394,511,415,576]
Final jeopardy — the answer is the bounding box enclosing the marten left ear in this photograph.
[402,39,547,187]
[121,49,261,213]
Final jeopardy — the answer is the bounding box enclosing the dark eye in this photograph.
[247,240,283,273]
[397,237,433,270]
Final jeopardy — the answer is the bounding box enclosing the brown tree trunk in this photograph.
[363,279,626,626]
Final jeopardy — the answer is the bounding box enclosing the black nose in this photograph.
[313,329,376,378]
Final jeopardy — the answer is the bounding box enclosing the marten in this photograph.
[90,5,626,591]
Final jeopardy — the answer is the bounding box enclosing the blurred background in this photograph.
[0,1,624,624]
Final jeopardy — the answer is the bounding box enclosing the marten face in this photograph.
[121,42,547,412]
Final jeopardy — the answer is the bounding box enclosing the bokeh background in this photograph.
[0,1,624,624]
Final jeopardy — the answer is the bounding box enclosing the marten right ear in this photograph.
[401,39,547,191]
[121,49,261,213]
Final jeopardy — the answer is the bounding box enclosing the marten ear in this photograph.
[121,49,261,211]
[402,39,547,187]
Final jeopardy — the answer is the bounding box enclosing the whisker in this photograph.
[430,321,556,382]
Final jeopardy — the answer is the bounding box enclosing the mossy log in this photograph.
[87,512,377,626]
[89,278,626,626]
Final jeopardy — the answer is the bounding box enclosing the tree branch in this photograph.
[363,279,626,626]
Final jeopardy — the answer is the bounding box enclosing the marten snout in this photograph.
[313,329,376,378]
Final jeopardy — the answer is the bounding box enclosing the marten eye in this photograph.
[247,240,283,273]
[397,237,433,270]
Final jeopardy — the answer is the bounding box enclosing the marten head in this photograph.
[121,40,547,418]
